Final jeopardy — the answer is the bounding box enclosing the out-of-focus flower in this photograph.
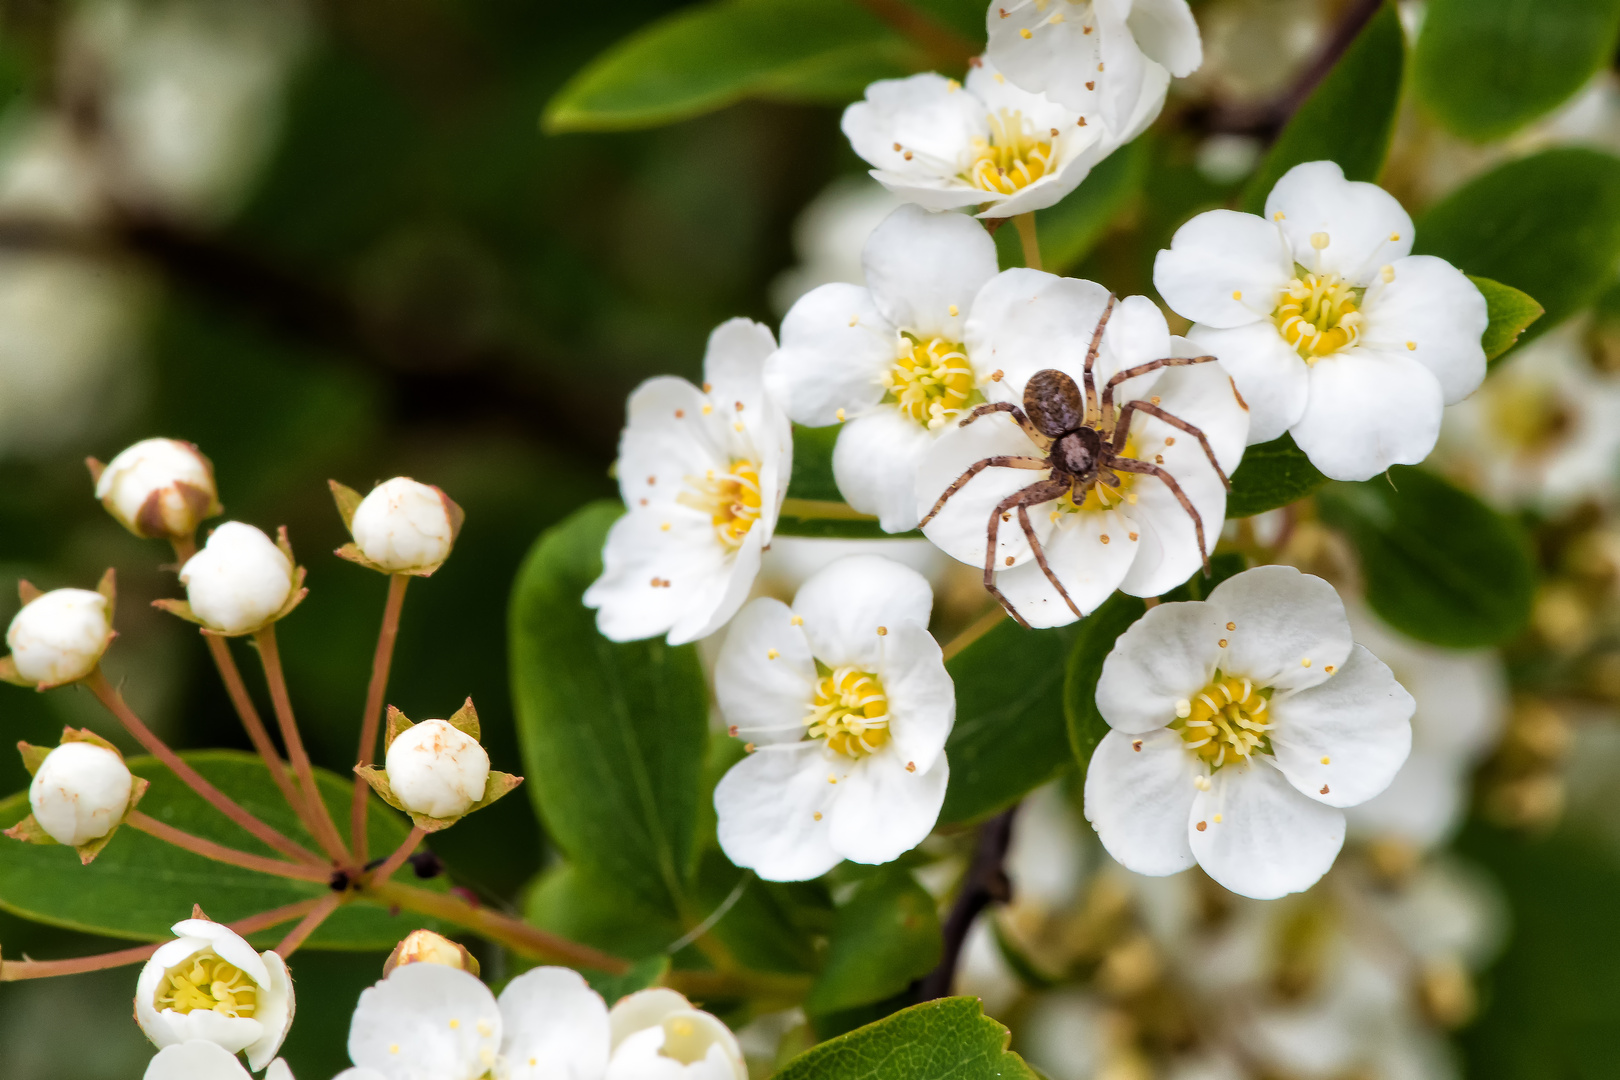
[1086,565,1413,899]
[1,575,117,689]
[5,729,147,862]
[356,702,520,831]
[135,917,295,1071]
[92,438,220,541]
[586,319,791,645]
[769,176,905,315]
[916,272,1248,627]
[332,477,463,577]
[765,205,999,532]
[142,1041,309,1080]
[843,58,1118,219]
[383,930,481,979]
[1155,161,1486,479]
[713,556,952,880]
[606,988,748,1080]
[759,536,951,599]
[986,0,1202,132]
[164,522,305,636]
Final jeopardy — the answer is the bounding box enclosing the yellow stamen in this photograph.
[805,666,891,758]
[1172,674,1273,769]
[966,109,1054,195]
[154,951,259,1020]
[1274,272,1363,361]
[883,334,975,429]
[676,459,762,549]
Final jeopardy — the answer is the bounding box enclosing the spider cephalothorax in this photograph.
[919,296,1232,627]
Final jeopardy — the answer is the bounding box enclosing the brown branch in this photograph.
[917,808,1016,1000]
[368,825,425,888]
[126,811,333,883]
[253,627,352,865]
[853,0,978,69]
[352,573,410,865]
[274,893,343,958]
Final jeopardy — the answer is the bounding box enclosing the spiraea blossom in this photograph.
[143,1041,308,1080]
[985,0,1202,132]
[916,271,1249,628]
[25,737,136,847]
[765,205,998,531]
[1154,161,1487,480]
[842,56,1127,219]
[170,522,304,636]
[586,318,792,644]
[135,918,295,1071]
[712,555,954,881]
[1085,565,1414,899]
[333,476,463,577]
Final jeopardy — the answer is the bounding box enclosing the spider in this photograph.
[919,296,1231,628]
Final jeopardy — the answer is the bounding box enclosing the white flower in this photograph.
[384,718,491,820]
[5,586,114,687]
[759,536,951,598]
[712,555,953,881]
[136,918,295,1071]
[143,1042,332,1080]
[1084,565,1414,899]
[94,437,220,540]
[842,56,1128,219]
[606,988,747,1080]
[179,522,299,636]
[764,204,999,531]
[916,270,1249,628]
[985,0,1202,133]
[1153,160,1487,480]
[350,477,460,574]
[29,740,134,846]
[769,176,905,315]
[585,318,791,644]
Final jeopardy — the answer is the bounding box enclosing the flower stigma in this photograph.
[966,109,1054,195]
[883,334,975,429]
[153,950,258,1019]
[1171,673,1273,768]
[1274,271,1363,361]
[678,460,762,548]
[805,666,890,757]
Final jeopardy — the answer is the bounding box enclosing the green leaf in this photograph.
[1317,467,1535,648]
[1225,434,1328,518]
[939,620,1080,825]
[0,751,441,949]
[1240,2,1406,214]
[806,865,941,1016]
[1413,0,1620,142]
[775,996,1037,1080]
[509,502,709,912]
[1062,593,1148,773]
[586,955,673,1006]
[542,0,921,133]
[524,861,685,962]
[1415,149,1620,341]
[1038,137,1149,274]
[1472,275,1545,364]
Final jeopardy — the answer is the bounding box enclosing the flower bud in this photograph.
[179,523,299,636]
[382,929,481,979]
[29,741,134,846]
[384,718,490,819]
[5,586,114,687]
[349,477,460,574]
[93,438,220,540]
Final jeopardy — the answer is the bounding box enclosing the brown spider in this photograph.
[919,296,1231,628]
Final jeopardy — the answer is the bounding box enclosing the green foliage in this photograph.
[1225,434,1328,518]
[806,865,941,1016]
[524,861,685,961]
[0,752,439,949]
[586,955,673,1006]
[1413,0,1620,142]
[1416,149,1620,341]
[1317,468,1536,648]
[939,620,1080,825]
[776,997,1037,1080]
[1240,2,1406,213]
[1063,593,1148,773]
[509,502,709,913]
[1030,139,1150,274]
[1472,276,1545,365]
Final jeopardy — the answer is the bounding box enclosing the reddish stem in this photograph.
[126,811,333,883]
[351,574,410,865]
[84,669,322,866]
[368,825,424,888]
[254,626,352,865]
[274,893,343,957]
[202,634,312,833]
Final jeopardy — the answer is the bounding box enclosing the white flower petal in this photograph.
[615,379,729,512]
[765,283,895,426]
[832,408,939,533]
[1359,255,1488,405]
[1289,348,1444,481]
[863,204,1000,339]
[826,752,948,865]
[701,318,778,417]
[669,527,766,646]
[916,411,1053,568]
[1270,644,1415,808]
[1095,600,1224,733]
[143,1041,252,1080]
[841,73,985,183]
[879,622,955,775]
[714,745,842,881]
[585,510,727,643]
[993,506,1138,627]
[985,3,1104,115]
[714,598,817,746]
[498,967,611,1080]
[610,989,692,1050]
[1153,209,1291,329]
[1094,293,1172,400]
[1083,728,1199,876]
[865,174,995,213]
[1263,161,1414,283]
[1189,761,1345,899]
[965,55,1077,132]
[1186,321,1308,444]
[792,554,933,668]
[169,921,272,988]
[243,949,295,1071]
[1204,565,1352,693]
[348,964,502,1079]
[965,269,1113,403]
[1128,0,1203,77]
[1345,750,1468,849]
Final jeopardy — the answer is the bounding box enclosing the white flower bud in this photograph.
[385,718,490,819]
[180,523,297,636]
[6,588,113,686]
[382,929,481,978]
[350,477,458,573]
[94,438,219,540]
[29,741,134,846]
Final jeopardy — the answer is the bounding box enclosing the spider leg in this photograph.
[958,401,1048,446]
[1113,400,1231,490]
[1017,500,1084,620]
[1099,354,1220,420]
[1112,457,1213,574]
[919,455,1049,527]
[983,478,1073,627]
[1082,294,1117,425]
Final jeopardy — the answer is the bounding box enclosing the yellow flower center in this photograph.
[1171,673,1273,769]
[966,108,1054,195]
[1274,272,1363,360]
[806,666,890,758]
[883,335,975,429]
[659,1016,712,1065]
[154,950,258,1019]
[678,460,762,549]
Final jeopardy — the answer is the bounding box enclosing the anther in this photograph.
[733,422,745,432]
[647,475,656,485]
[1232,290,1242,301]
[450,1019,461,1030]
[1381,265,1395,283]
[1128,531,1138,541]
[1020,27,1032,37]
[1002,512,1011,522]
[735,400,744,411]
[990,369,1004,381]
[1226,622,1236,630]
[728,725,738,736]
[906,761,916,772]
[1195,776,1211,791]
[1049,127,1059,137]
[674,409,684,418]
[1083,24,1092,33]
[1301,658,1312,667]
[893,142,901,151]
[1273,211,1285,221]
[1196,820,1207,831]
[702,403,713,415]
[1324,664,1335,673]
[836,408,846,421]
[1132,739,1143,752]
[639,498,647,506]
[1214,813,1223,823]
[1175,698,1191,718]
[767,649,779,660]
[791,615,803,626]
[1085,80,1095,90]
[1155,454,1164,464]
[1320,756,1330,764]
[1406,341,1416,350]
[1310,231,1330,249]
[1320,784,1330,794]
[1100,534,1110,544]
[745,743,756,752]
[904,151,913,160]
[949,304,959,316]
[1150,396,1161,405]
[813,811,822,820]
[1077,116,1087,126]
[1389,232,1400,242]
[1165,436,1176,446]
[703,382,712,393]
[660,522,670,531]
[1218,638,1228,648]
[876,626,888,636]
[1004,556,1015,566]
[827,775,837,784]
